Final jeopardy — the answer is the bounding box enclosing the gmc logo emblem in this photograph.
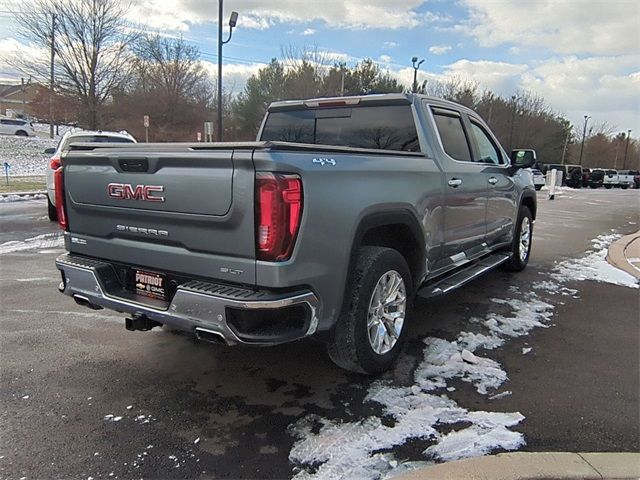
[107,183,165,202]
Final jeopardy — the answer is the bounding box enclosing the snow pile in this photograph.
[0,134,57,176]
[0,193,46,203]
[287,290,555,479]
[550,233,638,289]
[0,232,63,254]
[288,233,635,479]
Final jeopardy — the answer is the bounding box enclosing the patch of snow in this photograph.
[415,338,507,395]
[488,391,512,401]
[22,395,30,399]
[0,193,46,203]
[0,233,63,254]
[551,234,638,289]
[522,347,532,355]
[194,437,200,444]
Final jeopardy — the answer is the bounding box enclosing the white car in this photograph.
[0,116,36,137]
[616,170,635,189]
[603,169,618,189]
[531,169,546,190]
[45,129,136,220]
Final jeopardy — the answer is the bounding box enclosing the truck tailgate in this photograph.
[62,145,257,285]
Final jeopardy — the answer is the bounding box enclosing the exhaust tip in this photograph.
[195,328,228,345]
[73,294,103,310]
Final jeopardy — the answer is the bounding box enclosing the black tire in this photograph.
[47,195,57,221]
[605,185,612,189]
[327,246,412,374]
[621,185,628,190]
[15,130,28,137]
[503,206,533,272]
[534,185,542,191]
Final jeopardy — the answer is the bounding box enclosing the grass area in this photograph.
[0,175,46,194]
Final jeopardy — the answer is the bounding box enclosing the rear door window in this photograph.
[261,105,420,152]
[431,109,472,162]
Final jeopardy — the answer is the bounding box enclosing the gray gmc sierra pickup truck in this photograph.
[54,93,537,374]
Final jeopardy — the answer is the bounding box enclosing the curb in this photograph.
[607,231,640,279]
[396,452,640,480]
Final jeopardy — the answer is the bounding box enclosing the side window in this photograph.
[431,110,472,162]
[469,121,503,165]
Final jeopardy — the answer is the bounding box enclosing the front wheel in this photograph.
[327,246,412,374]
[534,185,542,191]
[503,206,533,272]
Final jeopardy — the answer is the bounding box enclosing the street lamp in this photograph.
[217,1,238,142]
[578,115,591,166]
[411,56,424,94]
[623,129,632,169]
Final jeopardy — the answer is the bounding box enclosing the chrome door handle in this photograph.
[448,178,463,187]
[488,177,498,185]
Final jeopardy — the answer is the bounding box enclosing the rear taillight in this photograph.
[54,166,68,231]
[255,172,302,262]
[49,157,61,170]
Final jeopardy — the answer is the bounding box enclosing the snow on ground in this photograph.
[0,193,47,203]
[550,233,639,289]
[0,232,63,254]
[287,233,638,479]
[0,134,57,177]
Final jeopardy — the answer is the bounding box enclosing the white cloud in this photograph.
[383,41,400,49]
[459,0,639,55]
[429,44,452,55]
[388,55,640,134]
[301,28,316,36]
[379,54,392,63]
[201,61,266,94]
[127,0,430,31]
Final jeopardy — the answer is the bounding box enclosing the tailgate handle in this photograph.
[119,158,149,172]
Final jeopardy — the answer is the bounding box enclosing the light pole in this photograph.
[411,56,424,94]
[578,115,591,166]
[623,129,632,169]
[508,95,518,150]
[217,2,238,142]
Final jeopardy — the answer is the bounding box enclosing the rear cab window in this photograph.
[62,135,134,151]
[260,104,420,152]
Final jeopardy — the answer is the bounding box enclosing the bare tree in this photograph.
[9,0,136,128]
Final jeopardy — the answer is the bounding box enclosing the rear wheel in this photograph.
[503,206,533,272]
[327,246,412,374]
[47,195,57,221]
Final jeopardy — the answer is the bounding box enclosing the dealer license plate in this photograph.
[133,269,167,300]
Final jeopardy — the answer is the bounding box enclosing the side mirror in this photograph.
[44,148,55,155]
[511,149,536,169]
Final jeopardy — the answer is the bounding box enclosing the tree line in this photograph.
[8,0,638,169]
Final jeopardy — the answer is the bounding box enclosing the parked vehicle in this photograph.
[630,170,640,189]
[531,168,545,190]
[53,93,537,374]
[44,129,136,220]
[603,169,619,189]
[565,165,584,188]
[0,116,36,137]
[587,169,605,188]
[581,168,590,188]
[617,170,635,189]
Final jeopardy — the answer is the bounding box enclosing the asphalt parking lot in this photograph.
[1,189,639,479]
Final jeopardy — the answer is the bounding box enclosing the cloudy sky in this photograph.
[1,0,638,133]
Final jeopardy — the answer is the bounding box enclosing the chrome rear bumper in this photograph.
[55,254,319,345]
